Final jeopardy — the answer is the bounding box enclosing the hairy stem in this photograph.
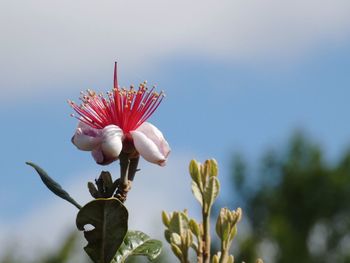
[196,238,203,263]
[182,245,190,263]
[202,205,211,263]
[219,240,229,263]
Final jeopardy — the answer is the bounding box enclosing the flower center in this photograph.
[69,63,165,133]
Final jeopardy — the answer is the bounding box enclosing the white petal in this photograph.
[72,122,101,151]
[136,122,171,158]
[100,125,124,161]
[91,148,104,164]
[131,122,170,166]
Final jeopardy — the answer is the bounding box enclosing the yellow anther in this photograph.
[87,89,96,97]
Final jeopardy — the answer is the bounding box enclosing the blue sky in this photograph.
[1,0,350,259]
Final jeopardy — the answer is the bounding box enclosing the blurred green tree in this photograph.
[230,132,350,263]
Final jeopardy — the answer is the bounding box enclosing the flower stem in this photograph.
[115,152,132,202]
[127,156,139,181]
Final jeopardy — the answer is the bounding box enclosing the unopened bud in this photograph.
[189,219,201,237]
[170,244,183,260]
[189,159,202,188]
[212,254,220,263]
[171,233,182,246]
[216,207,242,242]
[162,211,170,227]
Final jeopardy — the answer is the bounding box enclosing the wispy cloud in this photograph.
[1,0,350,99]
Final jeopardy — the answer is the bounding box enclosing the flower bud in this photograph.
[216,207,242,242]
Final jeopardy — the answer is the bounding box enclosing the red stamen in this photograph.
[69,64,165,133]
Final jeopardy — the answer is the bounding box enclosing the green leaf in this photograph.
[114,231,162,263]
[208,159,218,177]
[161,211,170,227]
[170,243,183,261]
[169,212,189,236]
[203,177,220,207]
[189,219,201,237]
[191,181,203,206]
[164,229,172,243]
[26,162,81,209]
[228,225,237,242]
[76,198,128,263]
[170,233,182,246]
[189,160,202,188]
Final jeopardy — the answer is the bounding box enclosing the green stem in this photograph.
[181,244,190,263]
[119,153,130,185]
[219,240,229,263]
[202,205,211,263]
[127,156,140,181]
[196,237,203,263]
[115,152,132,202]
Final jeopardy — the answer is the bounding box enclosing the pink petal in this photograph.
[72,122,102,151]
[130,122,170,166]
[91,148,104,164]
[97,125,124,165]
[91,146,118,166]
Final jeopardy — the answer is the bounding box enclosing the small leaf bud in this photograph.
[189,219,201,237]
[87,182,100,198]
[170,243,183,261]
[162,211,170,227]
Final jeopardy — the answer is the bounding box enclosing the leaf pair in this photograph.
[162,211,194,263]
[189,159,220,211]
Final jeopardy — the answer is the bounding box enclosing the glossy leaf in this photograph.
[189,219,201,237]
[207,159,218,177]
[161,211,170,227]
[203,176,220,208]
[114,231,162,262]
[191,181,203,205]
[170,243,183,261]
[76,198,128,263]
[189,160,202,188]
[169,212,189,236]
[26,162,81,209]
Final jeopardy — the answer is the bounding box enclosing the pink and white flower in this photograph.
[68,63,170,166]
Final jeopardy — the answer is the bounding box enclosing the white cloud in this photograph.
[0,153,199,260]
[1,0,350,100]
